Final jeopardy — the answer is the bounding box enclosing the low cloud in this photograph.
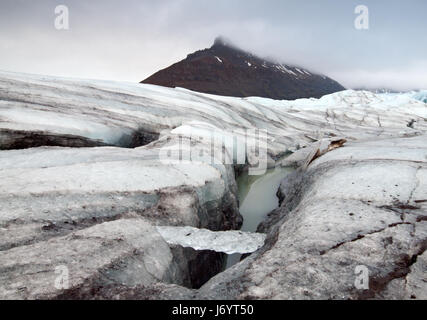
[330,60,427,91]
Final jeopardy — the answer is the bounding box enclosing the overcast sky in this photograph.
[0,0,426,90]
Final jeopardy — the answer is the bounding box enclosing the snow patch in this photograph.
[295,68,305,74]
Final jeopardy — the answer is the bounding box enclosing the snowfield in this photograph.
[0,70,426,299]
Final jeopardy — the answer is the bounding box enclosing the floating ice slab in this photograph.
[157,226,266,254]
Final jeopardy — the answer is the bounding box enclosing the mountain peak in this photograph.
[141,40,345,100]
[213,36,229,47]
[212,36,239,50]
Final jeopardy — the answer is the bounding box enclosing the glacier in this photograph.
[411,90,427,104]
[1,70,427,154]
[0,70,426,299]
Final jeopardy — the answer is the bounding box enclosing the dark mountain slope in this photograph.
[141,37,345,100]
